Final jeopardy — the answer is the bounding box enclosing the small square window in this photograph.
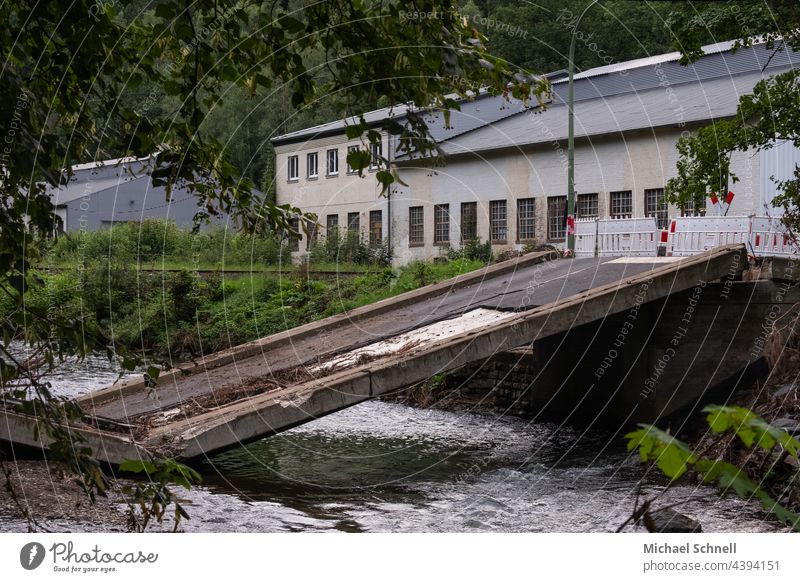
[327,149,338,176]
[346,145,359,174]
[610,191,632,219]
[644,188,668,229]
[370,142,382,170]
[307,152,318,178]
[577,193,598,219]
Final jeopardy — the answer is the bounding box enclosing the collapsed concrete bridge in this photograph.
[2,244,795,464]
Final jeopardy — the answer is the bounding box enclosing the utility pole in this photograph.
[567,0,601,255]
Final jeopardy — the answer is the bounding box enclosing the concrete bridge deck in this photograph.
[1,245,761,463]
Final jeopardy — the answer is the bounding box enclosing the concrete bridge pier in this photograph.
[452,279,797,427]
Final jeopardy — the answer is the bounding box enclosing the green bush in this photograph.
[448,238,493,264]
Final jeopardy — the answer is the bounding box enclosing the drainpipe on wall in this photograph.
[387,132,393,261]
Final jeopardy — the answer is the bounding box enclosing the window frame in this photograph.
[307,152,319,179]
[576,193,599,219]
[369,210,383,247]
[489,199,508,244]
[287,217,300,251]
[347,212,360,234]
[516,198,536,242]
[610,190,633,219]
[547,195,567,241]
[409,206,424,247]
[460,202,478,243]
[346,145,359,174]
[644,188,668,229]
[326,214,339,235]
[326,148,339,177]
[370,142,382,170]
[287,155,299,182]
[433,204,450,246]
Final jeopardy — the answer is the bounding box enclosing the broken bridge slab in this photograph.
[0,245,749,462]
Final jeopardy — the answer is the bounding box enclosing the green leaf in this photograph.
[119,459,157,475]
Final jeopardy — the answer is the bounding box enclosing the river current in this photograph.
[0,351,781,532]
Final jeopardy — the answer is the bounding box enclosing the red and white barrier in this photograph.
[750,217,797,258]
[667,216,751,256]
[571,215,798,259]
[597,217,658,257]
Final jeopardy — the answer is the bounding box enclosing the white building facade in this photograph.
[274,41,799,266]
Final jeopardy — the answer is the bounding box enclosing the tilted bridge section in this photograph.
[3,244,793,464]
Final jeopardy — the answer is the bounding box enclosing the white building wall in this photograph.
[391,127,762,264]
[274,133,390,255]
[275,124,766,266]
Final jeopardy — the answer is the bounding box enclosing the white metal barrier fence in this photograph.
[667,216,752,257]
[749,217,797,258]
[597,217,658,257]
[574,219,597,259]
[574,217,658,258]
[572,215,798,259]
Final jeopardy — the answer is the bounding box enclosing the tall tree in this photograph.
[0,0,548,508]
[663,1,800,227]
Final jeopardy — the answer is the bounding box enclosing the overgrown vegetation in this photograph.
[625,405,800,531]
[2,237,486,361]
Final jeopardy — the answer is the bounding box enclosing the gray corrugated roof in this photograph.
[271,90,531,146]
[437,67,791,157]
[272,39,796,148]
[50,175,147,205]
[547,41,798,106]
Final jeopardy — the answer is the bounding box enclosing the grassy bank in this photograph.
[2,254,485,361]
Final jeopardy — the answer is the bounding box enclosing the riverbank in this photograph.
[0,460,129,531]
[1,255,486,361]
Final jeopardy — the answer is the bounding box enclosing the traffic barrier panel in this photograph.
[668,216,751,257]
[574,218,597,258]
[750,217,798,258]
[597,217,658,257]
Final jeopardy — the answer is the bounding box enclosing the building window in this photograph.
[346,145,359,174]
[645,188,668,229]
[370,142,382,170]
[434,204,450,245]
[489,200,507,243]
[287,217,300,251]
[369,210,382,247]
[409,206,424,246]
[287,155,299,181]
[681,197,707,217]
[610,190,633,218]
[307,152,318,178]
[327,149,338,176]
[460,202,477,243]
[517,198,536,241]
[326,214,339,234]
[577,193,598,219]
[306,219,318,251]
[547,196,566,241]
[347,212,360,234]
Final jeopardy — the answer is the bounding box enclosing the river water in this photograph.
[1,352,783,532]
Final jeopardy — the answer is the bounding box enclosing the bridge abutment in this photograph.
[449,280,797,427]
